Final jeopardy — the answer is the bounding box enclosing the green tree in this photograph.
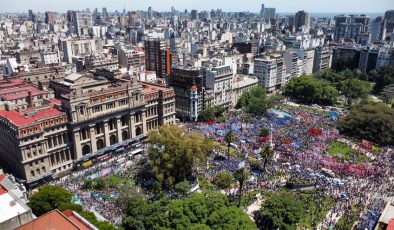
[28,185,72,216]
[198,106,226,122]
[254,192,303,230]
[224,130,235,158]
[237,85,270,114]
[212,171,234,189]
[339,78,372,106]
[117,183,142,211]
[234,168,250,207]
[259,145,274,172]
[94,177,107,190]
[284,75,338,105]
[82,179,94,190]
[58,203,83,212]
[207,206,257,230]
[123,192,256,230]
[174,180,192,197]
[370,65,394,93]
[79,210,119,230]
[259,128,269,137]
[148,125,213,189]
[338,102,394,145]
[314,69,345,85]
[123,196,170,230]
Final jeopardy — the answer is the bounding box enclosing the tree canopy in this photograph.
[338,78,372,106]
[284,75,338,105]
[148,125,213,188]
[212,171,234,189]
[198,106,226,122]
[370,65,394,93]
[28,185,72,216]
[237,85,271,114]
[123,192,256,230]
[28,185,119,230]
[254,191,303,230]
[338,102,394,145]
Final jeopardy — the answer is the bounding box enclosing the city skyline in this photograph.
[0,0,392,13]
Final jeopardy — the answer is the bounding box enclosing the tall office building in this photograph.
[260,3,265,17]
[385,10,394,33]
[294,10,311,33]
[263,8,276,20]
[128,11,139,27]
[334,14,370,43]
[371,17,387,42]
[102,7,109,18]
[191,10,198,20]
[45,11,56,25]
[68,10,93,37]
[144,39,172,77]
[148,7,153,18]
[28,10,36,23]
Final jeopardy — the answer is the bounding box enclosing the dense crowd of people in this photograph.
[50,104,393,229]
[192,105,394,229]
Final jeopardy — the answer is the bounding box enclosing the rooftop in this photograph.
[16,209,94,230]
[0,107,63,127]
[1,89,48,101]
[0,78,25,89]
[0,84,37,96]
[0,193,29,223]
[142,82,172,94]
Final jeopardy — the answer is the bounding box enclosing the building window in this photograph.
[31,171,35,177]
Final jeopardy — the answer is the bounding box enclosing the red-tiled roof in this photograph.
[16,209,82,230]
[0,185,7,195]
[50,98,61,106]
[63,210,92,230]
[142,82,172,94]
[388,219,394,230]
[1,90,48,101]
[0,78,25,89]
[0,108,63,127]
[0,85,37,95]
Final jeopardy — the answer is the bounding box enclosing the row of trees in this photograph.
[284,75,338,105]
[198,106,227,122]
[284,69,374,106]
[123,192,256,230]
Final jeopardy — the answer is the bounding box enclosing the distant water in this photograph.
[278,12,384,19]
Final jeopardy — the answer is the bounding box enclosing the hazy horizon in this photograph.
[0,0,392,13]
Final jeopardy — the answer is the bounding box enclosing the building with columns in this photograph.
[0,102,72,187]
[51,72,175,163]
[0,73,175,188]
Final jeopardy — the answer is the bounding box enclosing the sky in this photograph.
[0,0,392,13]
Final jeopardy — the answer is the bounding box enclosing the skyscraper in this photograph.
[334,14,370,43]
[45,11,56,25]
[294,10,311,33]
[260,3,265,17]
[102,7,109,18]
[67,10,93,37]
[191,9,198,20]
[263,8,276,20]
[148,7,153,18]
[28,10,36,23]
[385,10,394,33]
[371,17,386,42]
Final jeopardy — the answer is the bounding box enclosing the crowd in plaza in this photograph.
[192,105,394,228]
[49,104,394,228]
[53,152,143,226]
